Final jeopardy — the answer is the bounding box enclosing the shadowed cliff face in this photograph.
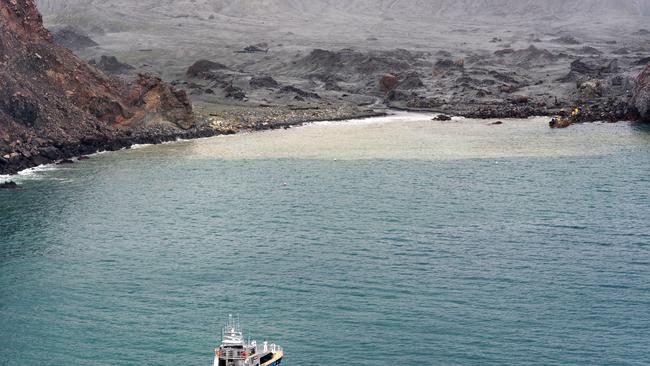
[0,0,194,174]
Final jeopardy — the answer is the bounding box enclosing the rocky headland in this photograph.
[0,0,381,175]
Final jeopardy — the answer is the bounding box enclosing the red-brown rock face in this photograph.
[0,0,195,173]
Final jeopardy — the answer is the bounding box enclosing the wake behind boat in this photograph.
[214,315,283,366]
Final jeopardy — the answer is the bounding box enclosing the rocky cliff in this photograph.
[632,64,650,121]
[0,0,195,174]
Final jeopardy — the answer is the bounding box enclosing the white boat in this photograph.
[214,315,283,366]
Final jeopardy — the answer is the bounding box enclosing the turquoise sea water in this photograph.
[1,115,650,365]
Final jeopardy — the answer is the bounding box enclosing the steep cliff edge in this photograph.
[0,0,195,174]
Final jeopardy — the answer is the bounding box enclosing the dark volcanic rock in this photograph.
[186,60,229,77]
[494,48,515,56]
[249,76,279,89]
[90,55,134,74]
[578,46,603,55]
[635,57,650,66]
[0,94,39,125]
[551,36,581,45]
[397,72,425,90]
[632,64,650,121]
[279,86,320,99]
[435,58,464,69]
[297,48,419,77]
[0,181,19,189]
[510,45,558,67]
[236,44,268,53]
[51,26,97,50]
[559,59,619,82]
[224,85,246,100]
[433,114,452,121]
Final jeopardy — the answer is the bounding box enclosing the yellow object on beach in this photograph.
[572,108,581,117]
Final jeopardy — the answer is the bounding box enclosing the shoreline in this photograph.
[0,107,387,178]
[0,106,634,183]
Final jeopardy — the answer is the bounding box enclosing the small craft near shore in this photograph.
[214,315,283,366]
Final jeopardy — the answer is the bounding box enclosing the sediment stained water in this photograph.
[1,113,650,365]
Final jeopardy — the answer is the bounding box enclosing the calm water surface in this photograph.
[1,114,650,365]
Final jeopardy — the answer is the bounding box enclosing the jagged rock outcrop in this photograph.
[0,0,195,174]
[89,55,134,74]
[632,63,650,121]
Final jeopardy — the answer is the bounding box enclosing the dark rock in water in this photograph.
[551,35,581,45]
[379,73,399,92]
[490,121,504,125]
[224,85,246,100]
[186,60,229,77]
[90,55,134,74]
[57,159,74,164]
[635,57,650,66]
[51,25,97,50]
[0,181,19,189]
[77,155,90,161]
[279,85,320,99]
[250,76,279,89]
[433,114,452,121]
[632,64,650,121]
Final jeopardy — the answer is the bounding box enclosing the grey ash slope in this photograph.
[35,0,650,121]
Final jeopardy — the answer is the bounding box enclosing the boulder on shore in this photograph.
[186,60,228,77]
[90,55,134,75]
[379,74,399,92]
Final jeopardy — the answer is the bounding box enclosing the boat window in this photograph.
[259,353,273,364]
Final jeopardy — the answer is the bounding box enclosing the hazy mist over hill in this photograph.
[37,0,650,20]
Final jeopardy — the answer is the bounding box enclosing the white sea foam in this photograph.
[0,162,60,182]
